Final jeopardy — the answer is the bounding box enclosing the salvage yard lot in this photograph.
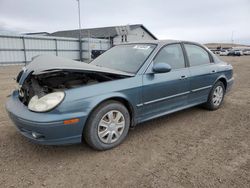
[0,56,249,187]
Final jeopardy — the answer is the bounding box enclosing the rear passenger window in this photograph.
[154,44,185,69]
[184,44,210,66]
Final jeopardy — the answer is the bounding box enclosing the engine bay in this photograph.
[19,70,127,105]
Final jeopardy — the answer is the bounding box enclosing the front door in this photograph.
[141,44,190,120]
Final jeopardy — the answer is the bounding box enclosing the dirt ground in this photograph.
[0,56,249,188]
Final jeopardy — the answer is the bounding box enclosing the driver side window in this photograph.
[154,44,185,69]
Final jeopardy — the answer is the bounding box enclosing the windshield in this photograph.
[91,44,156,73]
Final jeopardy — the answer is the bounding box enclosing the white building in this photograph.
[49,24,157,45]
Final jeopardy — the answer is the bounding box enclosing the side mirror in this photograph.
[152,63,171,73]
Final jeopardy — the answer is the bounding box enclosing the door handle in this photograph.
[180,75,188,80]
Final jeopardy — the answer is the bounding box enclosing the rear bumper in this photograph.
[6,91,87,145]
[226,77,234,93]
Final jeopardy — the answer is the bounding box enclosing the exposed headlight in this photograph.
[28,92,65,112]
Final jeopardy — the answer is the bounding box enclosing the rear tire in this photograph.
[203,81,225,110]
[83,100,130,150]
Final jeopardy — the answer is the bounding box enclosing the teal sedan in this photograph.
[6,40,234,150]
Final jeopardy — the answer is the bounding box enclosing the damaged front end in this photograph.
[19,70,128,106]
[6,55,135,145]
[17,55,133,110]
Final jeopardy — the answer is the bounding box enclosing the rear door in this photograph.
[183,43,218,104]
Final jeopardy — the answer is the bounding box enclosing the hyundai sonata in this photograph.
[6,40,234,150]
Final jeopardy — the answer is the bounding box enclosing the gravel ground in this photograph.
[0,56,249,188]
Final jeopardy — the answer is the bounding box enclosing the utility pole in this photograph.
[88,30,91,61]
[77,0,82,61]
[231,30,234,48]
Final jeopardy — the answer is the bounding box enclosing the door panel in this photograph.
[188,64,218,103]
[184,43,218,104]
[140,43,190,119]
[142,69,190,118]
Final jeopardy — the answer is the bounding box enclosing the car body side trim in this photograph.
[144,91,190,105]
[191,85,212,92]
[142,85,212,106]
[136,103,143,107]
[227,77,234,82]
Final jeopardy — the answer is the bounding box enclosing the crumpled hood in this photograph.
[20,55,134,82]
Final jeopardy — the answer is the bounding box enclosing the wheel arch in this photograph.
[214,76,227,90]
[104,96,135,127]
[85,95,136,131]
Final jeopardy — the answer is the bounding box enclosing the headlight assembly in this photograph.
[28,92,65,112]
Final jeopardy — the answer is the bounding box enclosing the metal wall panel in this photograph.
[26,51,56,61]
[25,38,56,50]
[57,51,79,60]
[0,35,111,65]
[57,40,79,50]
[0,51,25,63]
[82,51,91,61]
[0,37,23,49]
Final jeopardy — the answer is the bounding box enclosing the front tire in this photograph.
[203,81,225,110]
[83,100,130,150]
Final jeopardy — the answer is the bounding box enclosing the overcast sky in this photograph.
[0,0,249,44]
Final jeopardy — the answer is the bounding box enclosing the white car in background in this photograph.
[219,50,229,56]
[243,50,250,55]
[235,50,243,56]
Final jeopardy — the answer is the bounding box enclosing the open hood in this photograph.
[25,55,134,77]
[18,55,134,105]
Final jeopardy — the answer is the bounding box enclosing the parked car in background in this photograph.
[236,50,243,56]
[214,50,221,54]
[227,51,234,56]
[6,40,234,150]
[228,50,243,56]
[243,49,250,55]
[219,50,229,56]
[210,49,216,54]
[210,49,221,55]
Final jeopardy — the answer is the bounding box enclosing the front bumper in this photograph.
[6,91,87,145]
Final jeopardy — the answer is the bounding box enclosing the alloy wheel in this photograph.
[212,85,224,106]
